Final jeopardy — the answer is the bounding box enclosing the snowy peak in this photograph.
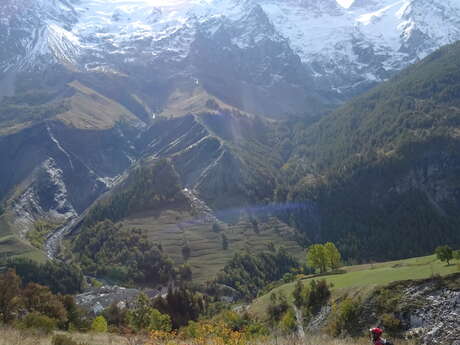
[1,0,460,101]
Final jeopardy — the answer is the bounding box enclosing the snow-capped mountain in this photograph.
[2,0,460,108]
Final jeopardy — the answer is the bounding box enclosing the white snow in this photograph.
[3,0,460,88]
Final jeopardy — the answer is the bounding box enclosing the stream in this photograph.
[44,216,80,260]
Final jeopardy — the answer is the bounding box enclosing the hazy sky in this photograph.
[336,0,354,8]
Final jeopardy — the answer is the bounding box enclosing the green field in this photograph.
[250,254,460,317]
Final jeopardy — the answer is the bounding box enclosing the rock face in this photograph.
[0,120,138,236]
[12,157,77,238]
[360,274,460,345]
[404,285,460,345]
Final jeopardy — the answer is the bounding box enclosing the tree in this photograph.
[292,280,306,308]
[103,302,127,329]
[147,308,171,332]
[22,283,68,322]
[221,234,229,250]
[91,315,108,332]
[182,243,191,261]
[0,270,22,323]
[306,244,328,273]
[250,217,259,234]
[179,264,192,281]
[128,293,153,331]
[435,245,454,265]
[324,242,341,270]
[128,293,171,332]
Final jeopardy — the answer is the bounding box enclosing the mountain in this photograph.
[282,41,460,261]
[2,0,460,116]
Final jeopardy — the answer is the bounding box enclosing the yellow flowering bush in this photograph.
[148,320,249,345]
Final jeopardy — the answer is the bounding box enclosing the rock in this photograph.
[410,314,424,328]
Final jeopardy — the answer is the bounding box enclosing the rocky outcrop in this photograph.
[359,274,460,345]
[1,120,139,238]
[403,280,460,345]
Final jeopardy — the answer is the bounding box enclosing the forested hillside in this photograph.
[280,42,460,261]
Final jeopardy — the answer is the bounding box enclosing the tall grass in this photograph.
[0,327,134,345]
[0,327,416,345]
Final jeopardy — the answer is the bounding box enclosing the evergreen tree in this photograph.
[222,234,229,250]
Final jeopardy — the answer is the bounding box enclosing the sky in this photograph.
[336,0,354,8]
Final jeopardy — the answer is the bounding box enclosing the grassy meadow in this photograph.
[250,254,460,317]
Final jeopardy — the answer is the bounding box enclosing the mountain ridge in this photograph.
[2,0,460,115]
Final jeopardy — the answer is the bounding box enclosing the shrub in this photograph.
[280,308,297,334]
[375,288,402,313]
[381,313,402,335]
[52,334,81,345]
[91,315,108,333]
[129,294,172,332]
[282,273,295,283]
[267,293,289,326]
[292,279,331,315]
[21,312,56,334]
[327,298,361,336]
[244,322,269,337]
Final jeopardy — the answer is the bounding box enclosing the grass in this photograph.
[250,254,460,317]
[57,81,140,130]
[0,328,133,345]
[0,327,417,345]
[120,210,305,284]
[0,214,47,264]
[160,83,248,119]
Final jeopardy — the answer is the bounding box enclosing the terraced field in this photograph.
[120,210,304,283]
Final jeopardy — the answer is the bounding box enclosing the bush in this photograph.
[21,312,56,334]
[91,315,108,333]
[267,292,290,327]
[375,288,402,313]
[327,298,361,336]
[52,334,82,345]
[292,279,331,316]
[280,308,297,334]
[244,322,269,337]
[381,313,402,334]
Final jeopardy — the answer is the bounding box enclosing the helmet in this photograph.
[370,328,383,336]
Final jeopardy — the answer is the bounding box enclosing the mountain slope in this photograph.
[283,41,460,261]
[71,158,304,284]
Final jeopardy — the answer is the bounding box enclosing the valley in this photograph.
[0,0,460,344]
